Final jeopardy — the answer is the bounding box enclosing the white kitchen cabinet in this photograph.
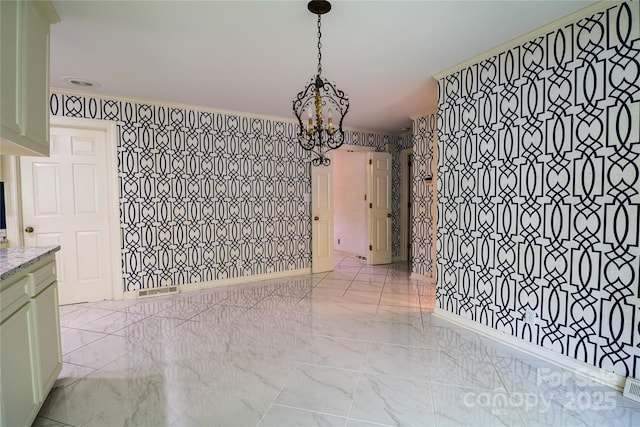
[0,0,59,156]
[0,277,39,427]
[0,248,61,427]
[28,261,62,400]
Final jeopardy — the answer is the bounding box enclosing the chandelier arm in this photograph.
[325,130,345,150]
[298,140,330,166]
[314,156,331,167]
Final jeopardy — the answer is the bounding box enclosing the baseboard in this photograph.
[123,268,312,300]
[434,308,626,391]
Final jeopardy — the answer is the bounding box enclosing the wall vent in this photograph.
[623,378,640,403]
[137,286,178,299]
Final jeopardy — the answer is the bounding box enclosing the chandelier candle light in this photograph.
[292,0,350,166]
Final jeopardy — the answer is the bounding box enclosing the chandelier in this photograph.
[292,0,349,167]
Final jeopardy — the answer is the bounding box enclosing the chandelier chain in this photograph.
[317,14,322,76]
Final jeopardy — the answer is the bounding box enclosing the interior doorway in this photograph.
[329,149,391,266]
[400,148,414,263]
[408,153,413,261]
[332,150,366,261]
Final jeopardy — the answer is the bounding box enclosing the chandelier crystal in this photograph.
[292,0,349,167]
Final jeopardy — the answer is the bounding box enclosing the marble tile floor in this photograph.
[34,254,640,426]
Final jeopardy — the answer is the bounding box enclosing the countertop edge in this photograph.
[0,246,61,282]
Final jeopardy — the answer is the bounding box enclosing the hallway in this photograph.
[35,254,640,426]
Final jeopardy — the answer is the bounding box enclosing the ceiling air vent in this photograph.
[623,378,640,403]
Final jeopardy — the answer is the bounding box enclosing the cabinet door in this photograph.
[0,0,51,156]
[22,0,51,155]
[0,0,20,136]
[0,303,39,427]
[32,284,62,398]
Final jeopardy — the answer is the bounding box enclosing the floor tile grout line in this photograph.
[254,361,302,427]
[37,415,75,426]
[346,369,364,424]
[263,403,350,423]
[427,379,439,426]
[346,416,396,427]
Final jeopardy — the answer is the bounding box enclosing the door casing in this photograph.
[367,152,392,265]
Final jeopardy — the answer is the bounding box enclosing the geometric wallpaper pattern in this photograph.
[436,2,640,378]
[412,114,437,276]
[50,92,401,292]
[391,134,413,258]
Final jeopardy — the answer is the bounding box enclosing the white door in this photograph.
[311,161,334,273]
[368,152,392,265]
[20,126,114,304]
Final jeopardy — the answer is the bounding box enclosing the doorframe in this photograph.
[336,145,374,153]
[334,144,376,265]
[399,147,413,262]
[313,144,399,268]
[366,151,393,265]
[5,116,123,301]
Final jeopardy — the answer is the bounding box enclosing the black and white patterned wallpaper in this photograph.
[391,134,413,258]
[436,2,640,378]
[412,114,437,276]
[50,92,402,291]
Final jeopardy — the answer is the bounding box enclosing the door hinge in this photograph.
[369,159,372,165]
[364,194,367,201]
[369,203,372,209]
[369,245,373,251]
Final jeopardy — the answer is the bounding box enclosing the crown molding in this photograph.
[410,109,437,121]
[35,0,60,24]
[434,0,622,80]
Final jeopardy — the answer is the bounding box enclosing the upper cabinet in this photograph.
[1,0,59,157]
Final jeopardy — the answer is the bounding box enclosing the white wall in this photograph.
[333,151,367,258]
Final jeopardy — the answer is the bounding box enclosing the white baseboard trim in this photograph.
[411,272,434,285]
[123,268,312,300]
[434,308,626,392]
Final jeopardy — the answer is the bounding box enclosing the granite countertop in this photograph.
[0,246,61,282]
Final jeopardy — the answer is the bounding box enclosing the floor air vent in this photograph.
[623,378,640,403]
[138,286,178,299]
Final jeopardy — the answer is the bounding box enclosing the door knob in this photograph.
[25,226,34,233]
[387,213,392,218]
[314,216,319,221]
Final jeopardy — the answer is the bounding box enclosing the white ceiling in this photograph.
[50,0,596,134]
